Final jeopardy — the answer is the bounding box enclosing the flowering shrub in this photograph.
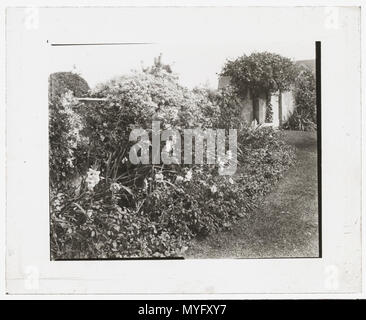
[76,71,221,185]
[143,127,295,239]
[91,70,219,130]
[51,126,295,259]
[50,186,189,259]
[143,168,249,238]
[237,127,296,196]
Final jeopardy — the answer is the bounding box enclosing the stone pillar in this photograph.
[278,90,283,126]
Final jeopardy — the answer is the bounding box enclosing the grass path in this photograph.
[184,130,319,259]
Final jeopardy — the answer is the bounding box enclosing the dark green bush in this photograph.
[49,72,90,102]
[50,185,189,259]
[283,67,316,131]
[210,85,243,129]
[49,73,90,187]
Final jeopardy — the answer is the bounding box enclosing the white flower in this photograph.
[175,175,184,184]
[210,185,217,194]
[85,168,101,191]
[86,210,93,218]
[143,178,149,191]
[110,182,121,192]
[66,157,74,168]
[184,170,193,182]
[60,90,75,107]
[155,172,164,182]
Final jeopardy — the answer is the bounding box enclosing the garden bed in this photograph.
[49,65,297,259]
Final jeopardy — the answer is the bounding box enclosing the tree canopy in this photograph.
[221,52,297,98]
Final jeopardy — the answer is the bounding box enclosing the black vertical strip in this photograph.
[316,41,322,258]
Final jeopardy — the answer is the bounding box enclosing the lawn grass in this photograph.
[184,130,319,258]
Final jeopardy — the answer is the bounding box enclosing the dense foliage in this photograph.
[221,52,297,98]
[204,85,243,130]
[50,126,295,259]
[221,53,316,131]
[50,59,296,259]
[49,72,90,102]
[283,66,317,131]
[49,72,90,187]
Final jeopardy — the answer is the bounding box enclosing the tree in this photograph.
[221,52,297,97]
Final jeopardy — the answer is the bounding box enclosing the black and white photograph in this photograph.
[3,4,363,297]
[48,22,319,260]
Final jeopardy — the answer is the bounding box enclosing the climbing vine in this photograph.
[221,52,297,98]
[265,97,273,123]
[221,52,298,124]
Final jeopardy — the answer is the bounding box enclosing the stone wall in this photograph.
[281,89,296,123]
[239,90,253,125]
[270,93,280,127]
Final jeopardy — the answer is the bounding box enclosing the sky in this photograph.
[46,7,317,89]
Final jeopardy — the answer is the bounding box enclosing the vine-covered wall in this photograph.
[218,76,295,127]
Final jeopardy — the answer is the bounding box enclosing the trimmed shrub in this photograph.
[49,73,90,187]
[49,72,90,102]
[49,94,89,188]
